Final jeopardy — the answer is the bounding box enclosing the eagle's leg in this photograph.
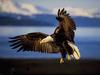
[60,58,65,64]
[60,49,67,64]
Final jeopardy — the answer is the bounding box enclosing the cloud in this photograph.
[52,7,100,18]
[0,0,18,13]
[19,3,38,15]
[0,0,38,16]
[1,0,100,18]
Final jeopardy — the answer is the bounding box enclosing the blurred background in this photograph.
[0,0,100,60]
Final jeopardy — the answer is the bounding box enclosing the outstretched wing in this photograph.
[9,32,60,53]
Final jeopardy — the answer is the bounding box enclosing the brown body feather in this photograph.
[55,8,76,43]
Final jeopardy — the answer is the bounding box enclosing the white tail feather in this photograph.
[68,41,80,60]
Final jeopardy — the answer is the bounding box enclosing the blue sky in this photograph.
[1,0,100,17]
[11,0,100,18]
[13,0,100,9]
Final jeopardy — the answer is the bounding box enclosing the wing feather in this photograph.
[17,46,23,52]
[9,32,60,53]
[11,43,22,49]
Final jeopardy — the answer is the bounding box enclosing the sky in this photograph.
[12,0,100,18]
[0,0,100,17]
[13,0,100,9]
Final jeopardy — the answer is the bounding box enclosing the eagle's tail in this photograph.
[67,41,80,60]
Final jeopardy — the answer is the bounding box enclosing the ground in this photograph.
[0,58,100,75]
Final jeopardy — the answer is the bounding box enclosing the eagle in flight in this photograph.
[9,8,80,64]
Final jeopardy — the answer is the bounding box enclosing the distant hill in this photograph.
[73,16,100,27]
[0,13,100,27]
[0,13,56,26]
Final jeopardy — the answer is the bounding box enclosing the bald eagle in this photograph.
[9,8,80,63]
